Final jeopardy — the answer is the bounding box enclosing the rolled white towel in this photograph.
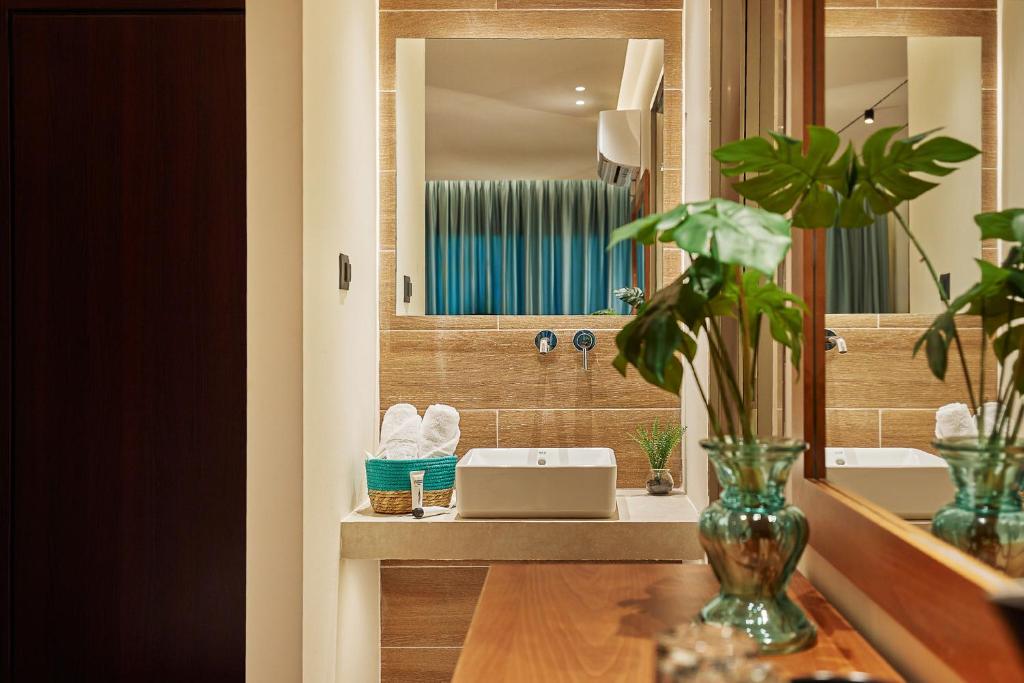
[419,404,461,458]
[935,402,978,440]
[376,403,421,459]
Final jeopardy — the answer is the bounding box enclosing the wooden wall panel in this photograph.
[378,2,684,494]
[824,313,995,449]
[380,566,488,647]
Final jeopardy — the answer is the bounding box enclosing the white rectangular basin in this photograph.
[826,447,954,520]
[456,447,617,518]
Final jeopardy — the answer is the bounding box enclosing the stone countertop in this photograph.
[339,489,703,561]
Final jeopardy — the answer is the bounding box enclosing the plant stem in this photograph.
[705,320,740,438]
[685,352,725,441]
[708,314,747,437]
[735,268,756,441]
[891,208,980,418]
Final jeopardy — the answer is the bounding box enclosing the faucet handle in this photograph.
[573,330,597,370]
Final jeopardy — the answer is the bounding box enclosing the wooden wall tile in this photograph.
[381,647,462,683]
[825,9,996,88]
[662,248,683,288]
[495,315,627,331]
[878,313,982,329]
[497,408,683,488]
[826,409,881,448]
[982,88,997,169]
[380,171,396,250]
[877,0,995,7]
[983,168,997,211]
[497,0,681,8]
[383,0,494,9]
[881,409,938,454]
[825,313,878,329]
[378,408,497,457]
[380,329,680,410]
[825,327,995,409]
[379,10,682,91]
[381,92,395,170]
[826,0,875,6]
[663,88,682,170]
[663,169,681,207]
[381,566,488,646]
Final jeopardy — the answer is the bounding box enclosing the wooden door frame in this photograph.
[790,2,1024,679]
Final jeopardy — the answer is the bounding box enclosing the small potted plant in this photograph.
[630,419,684,495]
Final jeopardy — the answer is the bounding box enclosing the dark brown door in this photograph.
[2,6,246,681]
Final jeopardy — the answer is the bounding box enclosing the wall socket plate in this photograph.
[339,253,352,290]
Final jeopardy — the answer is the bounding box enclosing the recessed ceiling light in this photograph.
[575,85,586,92]
[575,99,585,106]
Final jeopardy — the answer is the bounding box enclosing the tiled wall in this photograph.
[378,1,686,490]
[825,314,997,453]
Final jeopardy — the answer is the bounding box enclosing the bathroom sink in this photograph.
[826,447,954,520]
[456,448,617,518]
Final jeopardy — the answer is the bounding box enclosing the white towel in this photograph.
[377,403,421,459]
[419,404,461,458]
[935,402,978,440]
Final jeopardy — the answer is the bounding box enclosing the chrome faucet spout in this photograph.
[825,328,848,354]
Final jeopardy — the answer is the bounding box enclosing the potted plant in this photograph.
[630,418,685,495]
[609,125,979,651]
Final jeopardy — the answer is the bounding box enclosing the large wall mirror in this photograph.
[393,38,668,316]
[819,6,1021,576]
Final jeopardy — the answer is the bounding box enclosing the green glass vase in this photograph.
[698,439,816,654]
[932,437,1024,577]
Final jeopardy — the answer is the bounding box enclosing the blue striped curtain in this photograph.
[425,179,640,315]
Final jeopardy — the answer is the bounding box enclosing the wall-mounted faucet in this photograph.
[825,328,848,354]
[573,330,597,370]
[534,330,557,355]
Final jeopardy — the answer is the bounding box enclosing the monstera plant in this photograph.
[608,124,980,650]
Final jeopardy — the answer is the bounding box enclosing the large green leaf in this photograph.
[608,198,792,275]
[713,126,852,228]
[839,127,980,227]
[976,209,1024,242]
[741,270,808,371]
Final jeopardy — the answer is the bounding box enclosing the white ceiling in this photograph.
[825,37,908,148]
[424,38,629,181]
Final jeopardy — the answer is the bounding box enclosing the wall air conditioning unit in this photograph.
[597,109,642,187]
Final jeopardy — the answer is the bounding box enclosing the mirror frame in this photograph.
[791,1,1023,679]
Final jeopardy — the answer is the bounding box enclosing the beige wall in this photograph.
[907,37,982,313]
[246,0,304,680]
[395,38,426,316]
[304,0,381,682]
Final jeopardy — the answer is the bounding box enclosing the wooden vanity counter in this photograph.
[453,564,902,682]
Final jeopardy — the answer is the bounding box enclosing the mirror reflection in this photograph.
[395,38,665,316]
[823,8,1024,578]
[825,36,982,315]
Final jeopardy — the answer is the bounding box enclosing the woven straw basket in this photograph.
[365,456,456,515]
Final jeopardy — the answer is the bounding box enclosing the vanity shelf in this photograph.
[340,489,702,561]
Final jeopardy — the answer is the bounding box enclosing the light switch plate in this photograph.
[339,253,352,290]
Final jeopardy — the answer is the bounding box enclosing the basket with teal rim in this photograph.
[365,455,457,514]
